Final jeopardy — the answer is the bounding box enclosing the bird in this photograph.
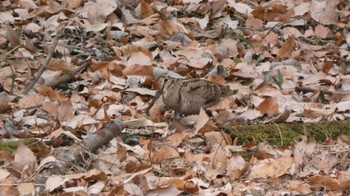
[159,77,233,115]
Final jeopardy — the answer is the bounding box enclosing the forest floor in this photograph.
[1,0,350,195]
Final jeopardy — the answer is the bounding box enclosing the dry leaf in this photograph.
[148,103,161,123]
[310,0,338,25]
[17,95,44,108]
[194,108,217,134]
[257,97,279,117]
[17,183,34,195]
[277,36,295,59]
[308,175,341,191]
[149,144,180,162]
[126,46,153,67]
[6,25,20,47]
[249,157,294,178]
[12,143,38,175]
[122,65,154,76]
[58,100,74,123]
[141,0,153,19]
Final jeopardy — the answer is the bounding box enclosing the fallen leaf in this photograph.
[149,144,180,162]
[249,157,294,178]
[194,108,217,134]
[141,0,153,19]
[277,36,295,59]
[308,175,341,191]
[17,183,34,195]
[12,143,38,176]
[58,100,74,123]
[310,0,338,25]
[5,25,20,47]
[257,97,279,116]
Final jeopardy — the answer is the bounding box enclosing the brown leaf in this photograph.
[321,61,333,74]
[17,95,44,109]
[227,2,253,14]
[252,4,293,22]
[159,20,178,35]
[48,59,74,74]
[216,38,238,59]
[23,38,36,52]
[12,143,37,175]
[334,32,344,45]
[249,157,294,178]
[141,0,153,19]
[42,102,59,118]
[257,97,279,117]
[337,170,350,190]
[194,108,217,134]
[62,0,83,9]
[58,100,74,123]
[149,144,180,162]
[314,25,331,39]
[277,36,295,59]
[36,86,64,102]
[310,0,338,25]
[0,103,11,113]
[246,17,263,29]
[122,65,154,76]
[308,175,341,191]
[268,109,290,123]
[131,174,150,193]
[126,46,153,67]
[288,181,312,194]
[338,135,350,144]
[0,150,13,161]
[148,103,161,123]
[6,25,20,47]
[18,183,35,195]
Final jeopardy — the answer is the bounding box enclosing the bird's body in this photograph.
[161,78,232,115]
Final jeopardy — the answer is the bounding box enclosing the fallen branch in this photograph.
[47,62,91,88]
[22,28,63,95]
[295,86,331,95]
[295,87,350,95]
[34,119,125,184]
[145,88,163,116]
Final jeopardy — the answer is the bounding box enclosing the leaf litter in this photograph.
[0,0,350,195]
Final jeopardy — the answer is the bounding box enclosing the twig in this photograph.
[294,87,350,95]
[48,62,91,88]
[22,28,63,95]
[145,87,164,116]
[0,45,20,61]
[295,86,318,94]
[9,64,16,94]
[273,122,283,146]
[211,138,225,169]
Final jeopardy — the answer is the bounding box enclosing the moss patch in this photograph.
[0,139,50,157]
[231,121,350,146]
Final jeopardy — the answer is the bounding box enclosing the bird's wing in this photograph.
[183,79,219,101]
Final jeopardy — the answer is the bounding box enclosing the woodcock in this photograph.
[160,77,233,115]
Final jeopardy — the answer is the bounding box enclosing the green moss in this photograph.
[0,139,50,156]
[230,121,350,146]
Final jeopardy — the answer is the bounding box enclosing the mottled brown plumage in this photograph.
[161,78,233,115]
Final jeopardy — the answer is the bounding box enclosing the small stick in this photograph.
[144,88,163,116]
[22,28,63,95]
[9,64,16,94]
[295,87,333,95]
[48,62,91,88]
